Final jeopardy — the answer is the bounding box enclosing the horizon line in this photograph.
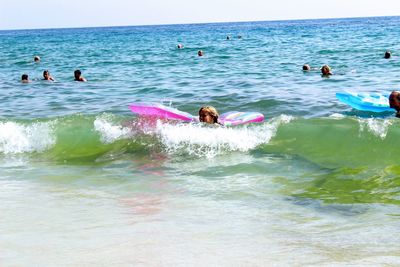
[0,14,398,32]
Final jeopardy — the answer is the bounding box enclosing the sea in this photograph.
[1,16,400,266]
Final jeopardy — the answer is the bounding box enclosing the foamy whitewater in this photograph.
[1,17,400,266]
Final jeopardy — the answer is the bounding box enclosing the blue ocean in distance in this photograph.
[0,16,400,266]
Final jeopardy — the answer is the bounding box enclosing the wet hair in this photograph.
[197,50,204,57]
[321,65,332,75]
[33,56,40,62]
[21,74,28,80]
[303,64,311,71]
[199,106,219,123]
[389,91,400,110]
[384,51,391,59]
[74,70,82,80]
[43,70,49,76]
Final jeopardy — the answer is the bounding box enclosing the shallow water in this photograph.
[1,17,400,266]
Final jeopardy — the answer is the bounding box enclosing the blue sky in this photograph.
[1,0,400,30]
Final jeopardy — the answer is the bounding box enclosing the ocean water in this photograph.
[1,16,400,266]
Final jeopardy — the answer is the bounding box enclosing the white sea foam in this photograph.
[0,121,55,154]
[93,116,131,144]
[157,115,293,158]
[93,114,294,158]
[358,118,392,139]
[329,113,346,119]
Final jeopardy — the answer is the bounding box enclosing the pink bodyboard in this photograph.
[129,103,194,121]
[129,103,264,126]
[219,111,264,126]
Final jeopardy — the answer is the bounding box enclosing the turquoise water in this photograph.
[1,17,400,266]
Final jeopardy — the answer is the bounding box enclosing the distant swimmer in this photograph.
[237,35,242,39]
[43,70,55,81]
[177,44,183,49]
[226,35,231,40]
[384,51,391,59]
[199,106,220,125]
[74,69,87,82]
[321,65,332,76]
[34,56,40,62]
[302,64,311,71]
[21,74,30,83]
[389,91,400,117]
[197,50,204,57]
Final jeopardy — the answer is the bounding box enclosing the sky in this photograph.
[1,0,400,30]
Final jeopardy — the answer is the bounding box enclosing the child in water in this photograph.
[199,106,220,125]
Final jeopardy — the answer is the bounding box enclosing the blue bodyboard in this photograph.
[336,92,394,113]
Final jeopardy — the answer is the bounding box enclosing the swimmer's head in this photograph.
[43,70,50,79]
[226,35,231,40]
[321,65,332,76]
[34,56,40,62]
[303,64,311,71]
[384,51,391,59]
[177,44,183,49]
[389,91,400,110]
[199,106,219,124]
[198,50,204,57]
[74,69,81,79]
[21,74,29,82]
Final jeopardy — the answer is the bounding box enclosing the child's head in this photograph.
[21,74,29,82]
[43,70,49,79]
[199,106,219,124]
